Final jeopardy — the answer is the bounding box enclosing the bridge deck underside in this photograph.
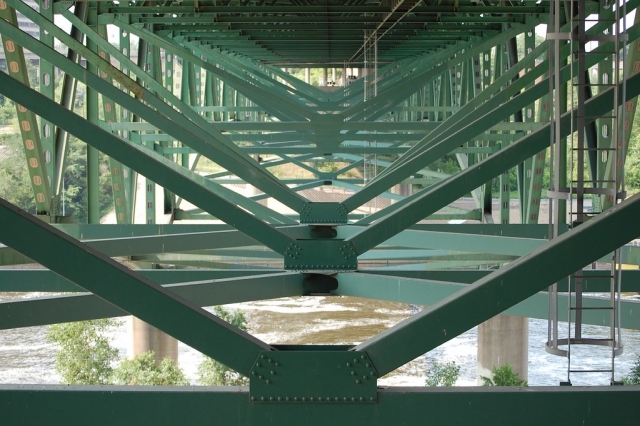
[1,0,640,424]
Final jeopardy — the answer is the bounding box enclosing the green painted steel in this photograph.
[356,192,640,376]
[0,197,273,375]
[249,351,378,404]
[2,385,640,426]
[1,0,640,422]
[336,273,640,329]
[0,272,304,329]
[0,69,295,253]
[0,269,278,292]
[0,5,51,214]
[346,68,640,255]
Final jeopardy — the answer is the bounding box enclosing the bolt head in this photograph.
[271,370,276,375]
[355,380,361,384]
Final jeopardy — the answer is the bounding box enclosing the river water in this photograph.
[1,293,639,386]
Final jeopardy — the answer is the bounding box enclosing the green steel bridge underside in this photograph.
[1,0,640,424]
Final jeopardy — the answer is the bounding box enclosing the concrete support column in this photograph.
[305,68,310,84]
[131,318,178,364]
[477,314,528,384]
[391,183,412,204]
[322,68,327,86]
[332,68,336,85]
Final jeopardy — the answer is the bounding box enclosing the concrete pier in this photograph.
[477,314,528,384]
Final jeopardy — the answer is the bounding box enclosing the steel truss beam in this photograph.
[1,385,638,426]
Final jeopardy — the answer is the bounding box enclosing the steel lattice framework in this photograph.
[1,0,640,424]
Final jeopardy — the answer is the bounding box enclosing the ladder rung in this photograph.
[569,306,614,310]
[569,369,614,373]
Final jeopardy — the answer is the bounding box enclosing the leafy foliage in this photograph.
[481,364,528,387]
[0,131,113,222]
[622,356,640,385]
[425,360,460,387]
[197,306,249,386]
[111,350,189,386]
[47,319,120,385]
[0,134,37,214]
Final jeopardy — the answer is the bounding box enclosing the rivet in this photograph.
[302,397,307,402]
[285,397,290,401]
[256,363,261,367]
[310,397,315,402]
[326,397,332,402]
[361,355,366,360]
[318,397,324,402]
[359,397,365,402]
[259,375,264,379]
[269,397,274,401]
[260,355,265,359]
[266,379,270,384]
[277,397,282,402]
[370,371,376,376]
[351,371,356,376]
[343,397,348,402]
[276,362,281,367]
[271,371,276,375]
[251,371,257,376]
[353,359,359,363]
[351,397,357,402]
[355,380,361,384]
[346,363,351,367]
[365,363,371,368]
[363,375,368,380]
[261,397,266,401]
[370,397,375,402]
[294,397,299,402]
[251,396,256,401]
[268,358,273,363]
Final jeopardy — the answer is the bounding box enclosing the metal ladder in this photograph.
[546,0,627,385]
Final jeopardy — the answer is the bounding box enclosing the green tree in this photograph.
[481,364,528,387]
[622,356,640,385]
[197,306,249,386]
[111,351,189,386]
[0,134,37,213]
[47,318,120,385]
[425,360,460,387]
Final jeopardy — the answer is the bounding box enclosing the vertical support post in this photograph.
[39,0,55,213]
[0,2,51,215]
[97,25,129,224]
[86,4,100,224]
